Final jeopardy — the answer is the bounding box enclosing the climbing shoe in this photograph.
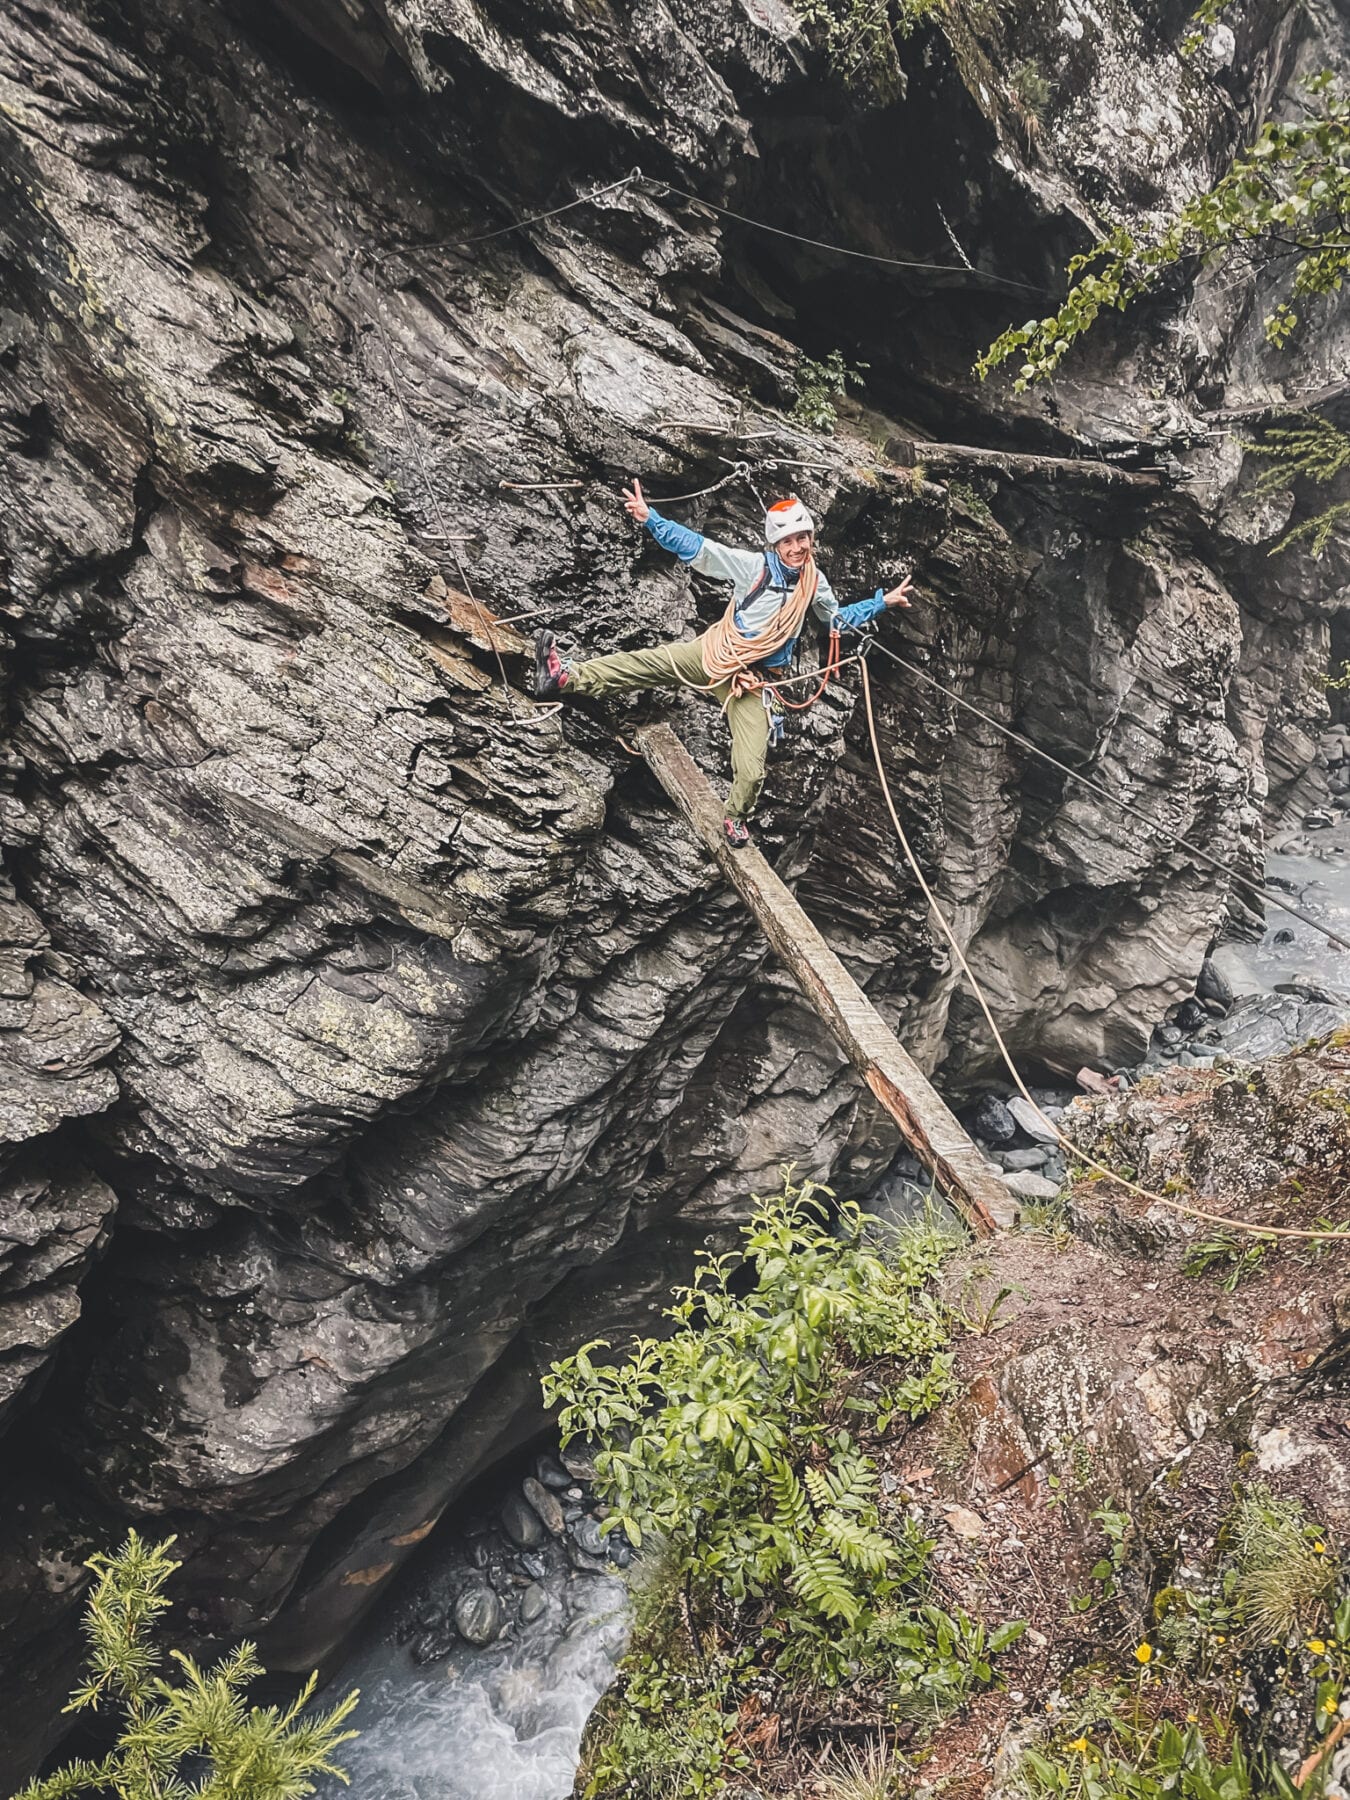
[723,817,751,849]
[535,630,570,698]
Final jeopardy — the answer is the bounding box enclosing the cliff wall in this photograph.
[1,0,1346,1778]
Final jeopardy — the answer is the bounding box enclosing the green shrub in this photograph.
[546,1177,1024,1798]
[1229,1486,1338,1643]
[793,0,941,92]
[14,1533,358,1800]
[791,351,869,433]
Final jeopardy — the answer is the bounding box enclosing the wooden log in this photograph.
[886,437,1164,490]
[634,722,1016,1234]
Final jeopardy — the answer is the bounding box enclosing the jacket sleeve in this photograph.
[835,589,888,632]
[644,506,705,563]
[689,537,766,592]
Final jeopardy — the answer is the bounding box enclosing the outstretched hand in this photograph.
[883,574,915,609]
[622,478,650,525]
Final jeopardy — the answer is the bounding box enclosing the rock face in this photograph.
[1,0,1347,1779]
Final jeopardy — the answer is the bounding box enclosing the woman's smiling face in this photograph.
[776,530,813,569]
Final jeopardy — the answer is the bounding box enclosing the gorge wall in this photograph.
[2,0,1348,1780]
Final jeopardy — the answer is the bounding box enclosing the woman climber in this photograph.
[534,482,913,846]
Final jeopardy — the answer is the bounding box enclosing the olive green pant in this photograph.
[568,633,770,821]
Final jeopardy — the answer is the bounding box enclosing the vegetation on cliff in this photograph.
[545,1177,1025,1796]
[14,1535,358,1800]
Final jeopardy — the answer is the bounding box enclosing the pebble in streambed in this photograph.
[312,1451,631,1800]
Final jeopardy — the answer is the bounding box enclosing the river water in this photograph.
[316,1577,627,1800]
[313,1515,628,1800]
[1211,819,1350,998]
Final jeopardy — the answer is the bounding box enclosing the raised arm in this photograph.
[623,479,763,588]
[812,570,916,631]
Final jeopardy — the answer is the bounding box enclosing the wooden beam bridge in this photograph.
[635,723,1016,1236]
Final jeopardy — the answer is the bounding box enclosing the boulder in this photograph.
[998,1147,1049,1172]
[501,1491,546,1549]
[570,1515,608,1560]
[1006,1098,1060,1145]
[522,1476,565,1537]
[1196,958,1234,1010]
[1003,1171,1060,1201]
[454,1584,505,1648]
[534,1455,571,1491]
[967,1095,1018,1147]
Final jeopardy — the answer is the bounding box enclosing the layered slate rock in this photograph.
[1,0,1347,1780]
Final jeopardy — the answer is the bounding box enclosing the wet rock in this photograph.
[1006,1098,1060,1145]
[501,1491,547,1550]
[1305,810,1335,830]
[567,1546,612,1576]
[534,1455,571,1491]
[560,1448,599,1485]
[467,1537,489,1570]
[571,1515,608,1559]
[522,1476,565,1537]
[520,1551,547,1580]
[454,1584,505,1647]
[608,1538,632,1568]
[1196,958,1233,1011]
[520,1582,549,1624]
[997,1147,1049,1173]
[1004,1170,1059,1201]
[1208,994,1350,1063]
[967,1095,1017,1147]
[1174,998,1208,1034]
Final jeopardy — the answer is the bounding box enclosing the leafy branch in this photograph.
[16,1533,359,1800]
[978,74,1350,391]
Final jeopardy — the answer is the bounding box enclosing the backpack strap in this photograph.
[744,556,773,605]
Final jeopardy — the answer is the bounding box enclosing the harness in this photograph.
[737,557,841,743]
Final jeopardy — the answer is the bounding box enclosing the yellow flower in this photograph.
[1309,1640,1328,1655]
[1135,1643,1154,1664]
[1186,1714,1199,1724]
[1067,1736,1090,1754]
[1324,1696,1339,1716]
[1314,1541,1327,1554]
[1215,1635,1226,1644]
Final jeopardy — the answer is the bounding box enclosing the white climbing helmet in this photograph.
[764,496,815,545]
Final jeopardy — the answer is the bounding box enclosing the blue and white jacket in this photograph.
[645,508,887,673]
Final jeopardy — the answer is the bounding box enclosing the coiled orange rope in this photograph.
[699,555,818,696]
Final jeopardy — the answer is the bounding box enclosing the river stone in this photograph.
[501,1490,547,1549]
[571,1515,608,1559]
[535,1455,571,1491]
[1202,957,1238,1015]
[967,1095,1017,1146]
[1006,1097,1060,1145]
[520,1551,547,1579]
[454,1585,505,1647]
[998,1146,1049,1172]
[520,1582,548,1624]
[1004,1170,1059,1200]
[560,1446,599,1483]
[1174,998,1208,1034]
[523,1476,565,1537]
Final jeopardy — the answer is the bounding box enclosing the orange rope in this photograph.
[769,629,842,710]
[858,655,1350,1246]
[699,555,819,696]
